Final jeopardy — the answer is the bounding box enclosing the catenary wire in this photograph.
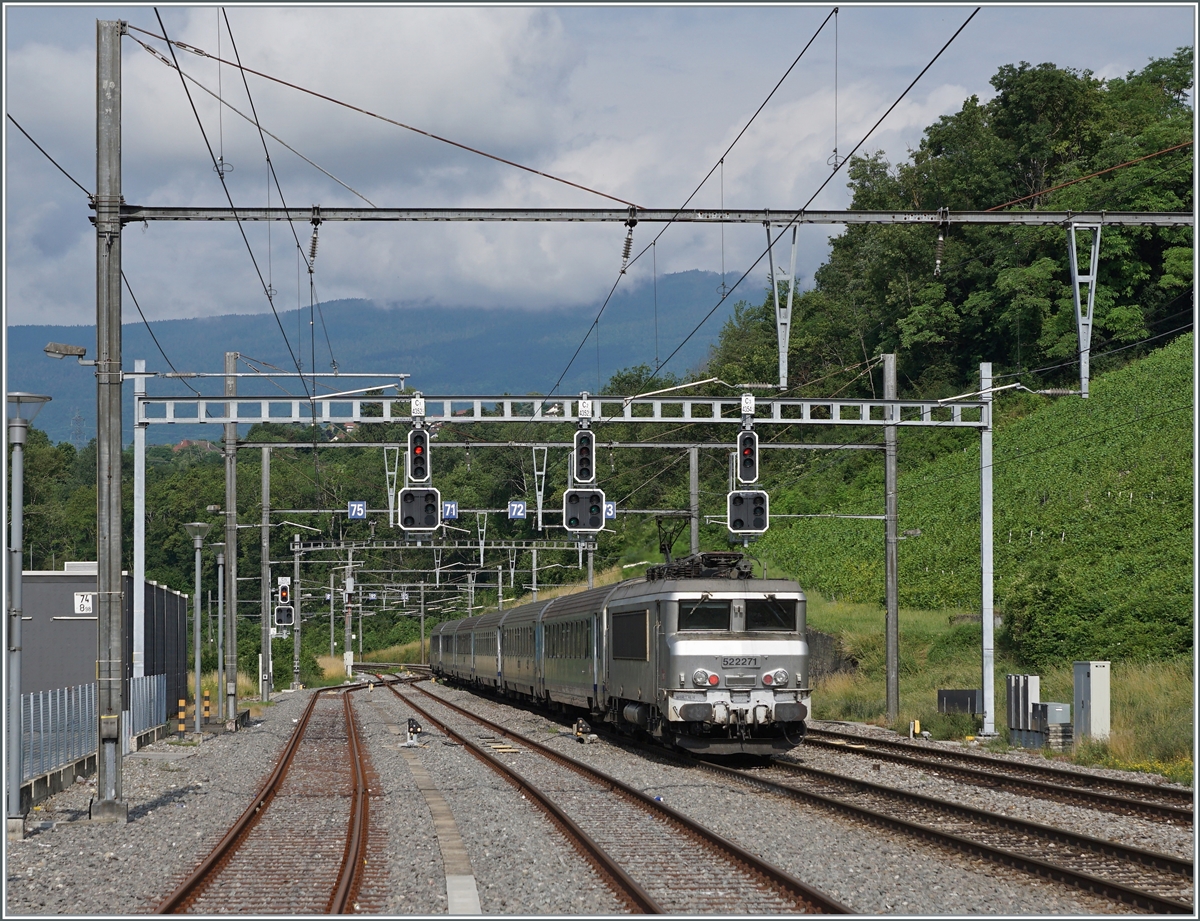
[153,8,312,401]
[535,8,839,407]
[129,34,375,206]
[126,22,640,209]
[219,8,331,500]
[6,111,202,393]
[639,7,981,393]
[6,113,92,199]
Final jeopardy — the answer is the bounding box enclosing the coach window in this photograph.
[746,598,798,632]
[678,599,731,631]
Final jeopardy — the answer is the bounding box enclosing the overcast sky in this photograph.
[4,3,1195,341]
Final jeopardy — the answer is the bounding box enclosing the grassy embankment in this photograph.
[806,591,1193,785]
[758,337,1193,784]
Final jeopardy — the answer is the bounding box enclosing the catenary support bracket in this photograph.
[1068,223,1103,399]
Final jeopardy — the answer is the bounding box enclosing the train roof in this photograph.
[433,572,805,634]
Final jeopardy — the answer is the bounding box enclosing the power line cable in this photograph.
[643,8,981,392]
[7,111,202,392]
[129,34,375,205]
[153,8,312,402]
[126,21,639,208]
[985,140,1194,212]
[6,113,92,199]
[121,272,202,395]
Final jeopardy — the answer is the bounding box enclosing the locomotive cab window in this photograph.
[746,599,798,632]
[678,600,731,631]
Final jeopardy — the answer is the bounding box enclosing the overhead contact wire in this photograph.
[535,8,839,412]
[219,8,329,498]
[153,8,312,401]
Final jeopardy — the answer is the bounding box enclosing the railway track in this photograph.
[804,726,1193,824]
[155,685,378,915]
[694,757,1193,914]
[382,676,850,914]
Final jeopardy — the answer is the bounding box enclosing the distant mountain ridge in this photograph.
[6,269,745,445]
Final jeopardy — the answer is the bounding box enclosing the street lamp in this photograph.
[182,522,211,735]
[7,393,51,840]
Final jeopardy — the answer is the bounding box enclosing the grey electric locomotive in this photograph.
[430,552,809,755]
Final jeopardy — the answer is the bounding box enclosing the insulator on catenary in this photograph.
[620,227,634,274]
[309,228,320,266]
[934,228,945,277]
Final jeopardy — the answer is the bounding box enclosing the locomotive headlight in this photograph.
[772,669,790,687]
[692,669,710,688]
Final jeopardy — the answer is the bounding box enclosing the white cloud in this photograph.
[5,4,1193,331]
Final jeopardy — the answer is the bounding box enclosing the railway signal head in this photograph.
[408,429,430,483]
[727,490,769,535]
[398,487,442,532]
[563,488,605,533]
[573,429,596,484]
[278,582,291,605]
[737,430,759,484]
[274,605,294,627]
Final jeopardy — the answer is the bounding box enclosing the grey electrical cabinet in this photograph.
[1073,660,1111,742]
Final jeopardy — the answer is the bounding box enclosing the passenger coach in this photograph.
[431,553,809,754]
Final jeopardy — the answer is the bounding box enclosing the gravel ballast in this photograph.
[5,678,1193,915]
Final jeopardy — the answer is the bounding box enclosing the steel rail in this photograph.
[690,757,1193,914]
[406,680,851,914]
[155,691,321,913]
[807,726,1195,808]
[155,682,381,914]
[803,733,1193,823]
[114,205,1194,226]
[330,691,370,913]
[377,677,662,914]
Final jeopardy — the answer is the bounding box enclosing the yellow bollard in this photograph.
[914,719,920,736]
[203,691,211,724]
[177,699,187,738]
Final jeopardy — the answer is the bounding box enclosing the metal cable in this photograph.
[126,22,639,208]
[644,8,982,389]
[6,112,202,392]
[534,8,840,409]
[6,113,92,199]
[153,8,313,401]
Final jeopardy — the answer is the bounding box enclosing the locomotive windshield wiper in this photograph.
[679,592,711,623]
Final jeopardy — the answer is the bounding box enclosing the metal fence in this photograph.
[21,683,96,782]
[20,674,168,782]
[125,673,168,752]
